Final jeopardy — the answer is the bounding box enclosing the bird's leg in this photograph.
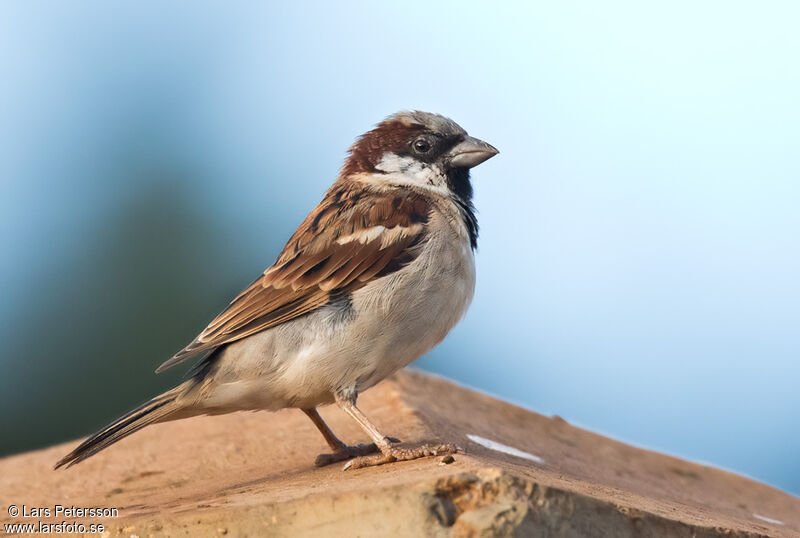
[334,390,459,470]
[302,408,347,452]
[302,408,382,466]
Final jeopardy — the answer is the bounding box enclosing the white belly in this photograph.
[346,236,475,391]
[198,221,475,411]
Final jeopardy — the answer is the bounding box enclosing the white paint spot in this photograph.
[467,434,543,464]
[753,513,784,525]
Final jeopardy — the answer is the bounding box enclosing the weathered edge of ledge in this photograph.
[1,370,797,537]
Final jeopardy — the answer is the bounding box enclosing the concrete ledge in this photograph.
[1,370,797,537]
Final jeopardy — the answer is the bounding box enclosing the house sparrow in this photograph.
[56,111,498,470]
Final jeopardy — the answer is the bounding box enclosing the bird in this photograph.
[55,110,498,471]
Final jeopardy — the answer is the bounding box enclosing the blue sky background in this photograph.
[1,2,798,494]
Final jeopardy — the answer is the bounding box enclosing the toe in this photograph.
[341,443,460,470]
[315,443,382,467]
[343,453,392,471]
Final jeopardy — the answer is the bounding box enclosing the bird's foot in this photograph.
[314,437,401,467]
[314,443,378,466]
[342,443,461,470]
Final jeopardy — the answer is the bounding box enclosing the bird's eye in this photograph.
[413,138,432,154]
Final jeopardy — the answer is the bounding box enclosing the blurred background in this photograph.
[1,2,798,494]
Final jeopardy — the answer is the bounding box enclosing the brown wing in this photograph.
[156,184,430,373]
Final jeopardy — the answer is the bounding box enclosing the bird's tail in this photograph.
[55,383,190,469]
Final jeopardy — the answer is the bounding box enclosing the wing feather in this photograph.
[156,185,430,373]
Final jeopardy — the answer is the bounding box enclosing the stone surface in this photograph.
[1,370,797,537]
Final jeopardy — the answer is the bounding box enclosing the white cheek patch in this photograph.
[374,152,446,190]
[375,153,420,174]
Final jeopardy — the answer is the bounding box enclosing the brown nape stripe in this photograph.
[341,119,426,176]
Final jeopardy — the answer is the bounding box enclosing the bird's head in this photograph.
[340,111,498,201]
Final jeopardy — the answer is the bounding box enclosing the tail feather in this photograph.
[55,385,185,469]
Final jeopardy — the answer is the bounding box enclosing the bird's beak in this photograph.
[448,136,499,168]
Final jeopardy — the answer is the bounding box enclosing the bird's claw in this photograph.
[342,443,461,471]
[314,437,401,467]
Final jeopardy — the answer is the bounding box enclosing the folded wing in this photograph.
[156,185,430,373]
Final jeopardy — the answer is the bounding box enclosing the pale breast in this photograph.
[344,208,476,390]
[198,200,476,410]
